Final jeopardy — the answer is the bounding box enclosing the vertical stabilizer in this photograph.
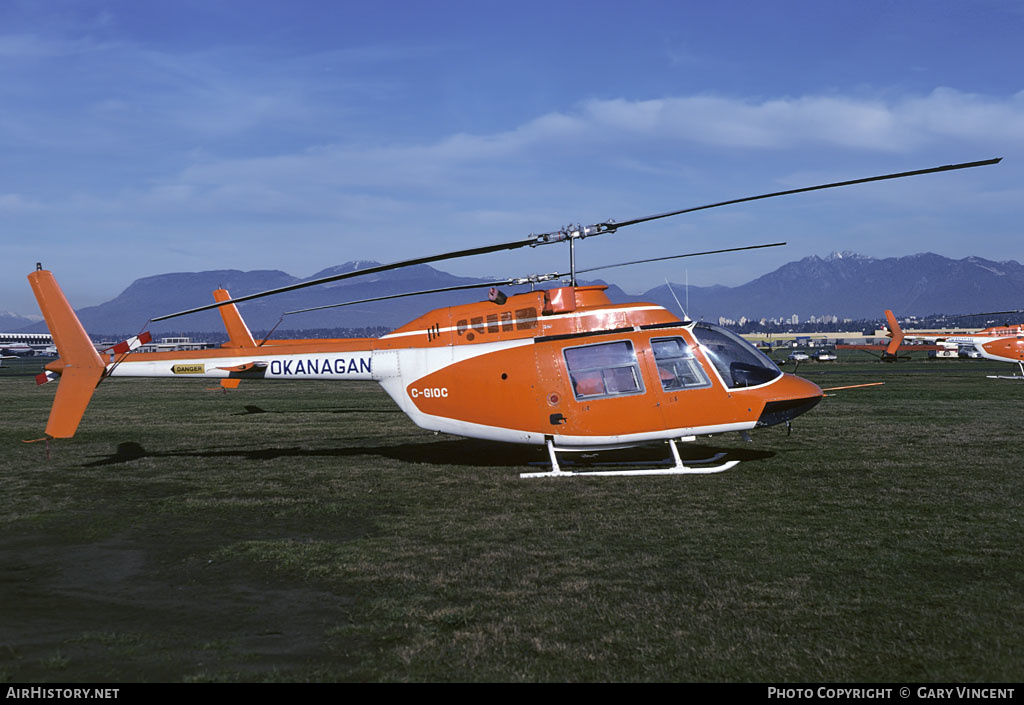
[884,310,905,357]
[27,268,106,438]
[214,288,257,348]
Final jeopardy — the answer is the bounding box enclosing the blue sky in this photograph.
[2,0,1022,317]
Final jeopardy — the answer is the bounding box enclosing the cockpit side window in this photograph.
[690,323,782,389]
[651,336,710,391]
[564,340,645,400]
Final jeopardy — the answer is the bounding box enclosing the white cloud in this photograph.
[0,32,109,58]
[0,193,41,212]
[16,86,1012,236]
[145,87,1020,201]
[899,87,1024,143]
[574,89,1024,151]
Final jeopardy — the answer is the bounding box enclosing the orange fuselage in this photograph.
[74,285,822,446]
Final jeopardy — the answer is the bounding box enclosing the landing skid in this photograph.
[520,438,740,478]
[986,362,1024,380]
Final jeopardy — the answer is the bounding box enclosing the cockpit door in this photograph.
[639,333,721,429]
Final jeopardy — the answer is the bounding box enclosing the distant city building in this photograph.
[137,337,218,353]
[1,332,55,355]
[0,332,53,346]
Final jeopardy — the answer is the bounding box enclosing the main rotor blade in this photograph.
[152,158,999,323]
[575,242,786,276]
[283,242,785,315]
[608,158,1002,230]
[951,309,1024,319]
[152,236,536,322]
[283,279,519,315]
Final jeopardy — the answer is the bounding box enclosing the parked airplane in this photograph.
[1,343,36,357]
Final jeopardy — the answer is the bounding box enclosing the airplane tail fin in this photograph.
[213,288,257,348]
[884,309,905,357]
[27,267,106,438]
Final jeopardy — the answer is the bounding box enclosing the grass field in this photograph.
[1,355,1022,682]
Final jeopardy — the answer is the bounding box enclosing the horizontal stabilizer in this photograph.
[35,370,59,386]
[216,361,268,373]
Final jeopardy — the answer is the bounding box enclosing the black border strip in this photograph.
[639,321,688,331]
[533,326,636,344]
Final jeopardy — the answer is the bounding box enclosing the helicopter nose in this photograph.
[755,374,823,428]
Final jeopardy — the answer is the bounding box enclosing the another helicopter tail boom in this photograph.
[27,268,107,438]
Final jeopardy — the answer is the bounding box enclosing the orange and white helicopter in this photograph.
[880,308,1024,378]
[836,309,948,360]
[28,159,1000,477]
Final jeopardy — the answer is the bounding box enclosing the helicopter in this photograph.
[878,308,1024,378]
[28,158,1000,477]
[836,310,947,361]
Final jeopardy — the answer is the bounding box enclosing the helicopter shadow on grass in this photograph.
[231,404,406,416]
[81,436,775,470]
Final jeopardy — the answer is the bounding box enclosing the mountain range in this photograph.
[655,251,1024,323]
[5,252,1024,336]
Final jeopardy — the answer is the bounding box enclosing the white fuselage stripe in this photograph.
[392,405,758,447]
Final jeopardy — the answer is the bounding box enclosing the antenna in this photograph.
[664,278,691,322]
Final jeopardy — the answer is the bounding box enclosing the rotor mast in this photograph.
[528,220,618,287]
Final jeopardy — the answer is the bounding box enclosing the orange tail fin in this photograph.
[213,288,256,390]
[884,309,905,357]
[27,268,106,438]
[213,288,257,348]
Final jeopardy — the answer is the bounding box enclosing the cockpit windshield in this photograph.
[690,322,782,389]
